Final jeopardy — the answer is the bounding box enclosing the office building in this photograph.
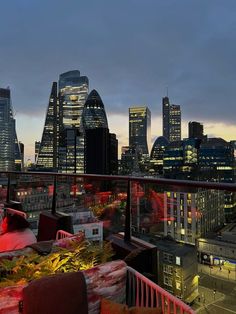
[129,106,151,156]
[58,70,89,173]
[19,142,24,170]
[82,89,108,130]
[36,82,58,170]
[109,133,118,174]
[164,189,225,245]
[120,146,140,175]
[14,132,23,171]
[83,90,118,175]
[150,136,169,175]
[85,128,110,174]
[199,138,235,220]
[162,97,181,142]
[163,140,184,178]
[0,88,17,171]
[35,141,41,163]
[188,121,205,139]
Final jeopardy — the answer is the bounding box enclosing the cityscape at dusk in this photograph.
[1,1,236,313]
[0,0,236,160]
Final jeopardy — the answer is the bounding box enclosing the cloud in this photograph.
[1,0,236,159]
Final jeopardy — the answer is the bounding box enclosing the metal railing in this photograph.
[56,229,73,240]
[127,266,195,314]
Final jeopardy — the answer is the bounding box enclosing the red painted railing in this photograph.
[127,266,195,314]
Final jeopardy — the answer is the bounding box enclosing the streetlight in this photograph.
[213,289,216,300]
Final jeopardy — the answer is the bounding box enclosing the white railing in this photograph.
[56,229,73,240]
[127,266,195,314]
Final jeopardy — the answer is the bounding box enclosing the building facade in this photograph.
[58,70,89,173]
[36,82,58,170]
[83,90,118,175]
[0,88,18,171]
[155,239,198,304]
[162,97,181,142]
[164,189,225,245]
[188,121,205,140]
[150,136,169,175]
[129,106,151,156]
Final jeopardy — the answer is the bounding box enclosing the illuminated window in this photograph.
[176,256,181,265]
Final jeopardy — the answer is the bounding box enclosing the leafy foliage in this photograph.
[0,240,114,288]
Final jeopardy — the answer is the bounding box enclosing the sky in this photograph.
[0,0,236,161]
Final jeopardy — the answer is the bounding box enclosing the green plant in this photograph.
[0,240,114,288]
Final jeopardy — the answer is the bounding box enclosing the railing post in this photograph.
[51,175,57,215]
[124,179,131,242]
[6,173,11,203]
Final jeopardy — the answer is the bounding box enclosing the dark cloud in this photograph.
[0,0,235,127]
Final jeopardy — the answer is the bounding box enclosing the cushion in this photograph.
[100,298,163,314]
[22,271,88,314]
[100,298,128,314]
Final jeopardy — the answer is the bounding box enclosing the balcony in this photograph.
[0,171,235,313]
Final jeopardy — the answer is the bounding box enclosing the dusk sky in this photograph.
[1,0,236,161]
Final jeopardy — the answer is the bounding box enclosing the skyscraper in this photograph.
[36,82,58,170]
[82,89,108,130]
[58,70,89,173]
[162,96,181,142]
[129,106,151,156]
[35,141,41,163]
[0,88,18,171]
[83,90,118,174]
[188,121,204,139]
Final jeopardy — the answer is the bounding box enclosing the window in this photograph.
[164,275,172,287]
[163,252,173,263]
[176,256,181,265]
[92,228,99,235]
[176,281,181,290]
[163,264,173,274]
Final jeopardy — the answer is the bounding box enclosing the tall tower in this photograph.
[82,89,108,130]
[36,82,58,170]
[0,88,17,171]
[58,70,89,173]
[83,89,118,174]
[162,96,181,142]
[129,106,151,156]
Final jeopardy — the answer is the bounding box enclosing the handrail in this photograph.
[2,171,236,191]
[56,229,73,240]
[127,266,195,314]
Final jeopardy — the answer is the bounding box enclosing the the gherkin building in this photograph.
[82,89,108,130]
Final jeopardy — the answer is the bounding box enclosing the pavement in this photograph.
[191,264,236,314]
[199,263,236,282]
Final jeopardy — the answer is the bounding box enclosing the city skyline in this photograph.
[1,0,236,160]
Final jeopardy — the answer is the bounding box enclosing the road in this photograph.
[192,264,236,313]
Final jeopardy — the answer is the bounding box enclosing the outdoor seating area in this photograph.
[0,210,195,313]
[0,259,194,314]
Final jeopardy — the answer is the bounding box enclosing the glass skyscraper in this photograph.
[0,88,18,171]
[58,70,89,173]
[162,96,181,142]
[36,82,58,170]
[129,106,151,156]
[82,89,108,130]
[83,89,118,175]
